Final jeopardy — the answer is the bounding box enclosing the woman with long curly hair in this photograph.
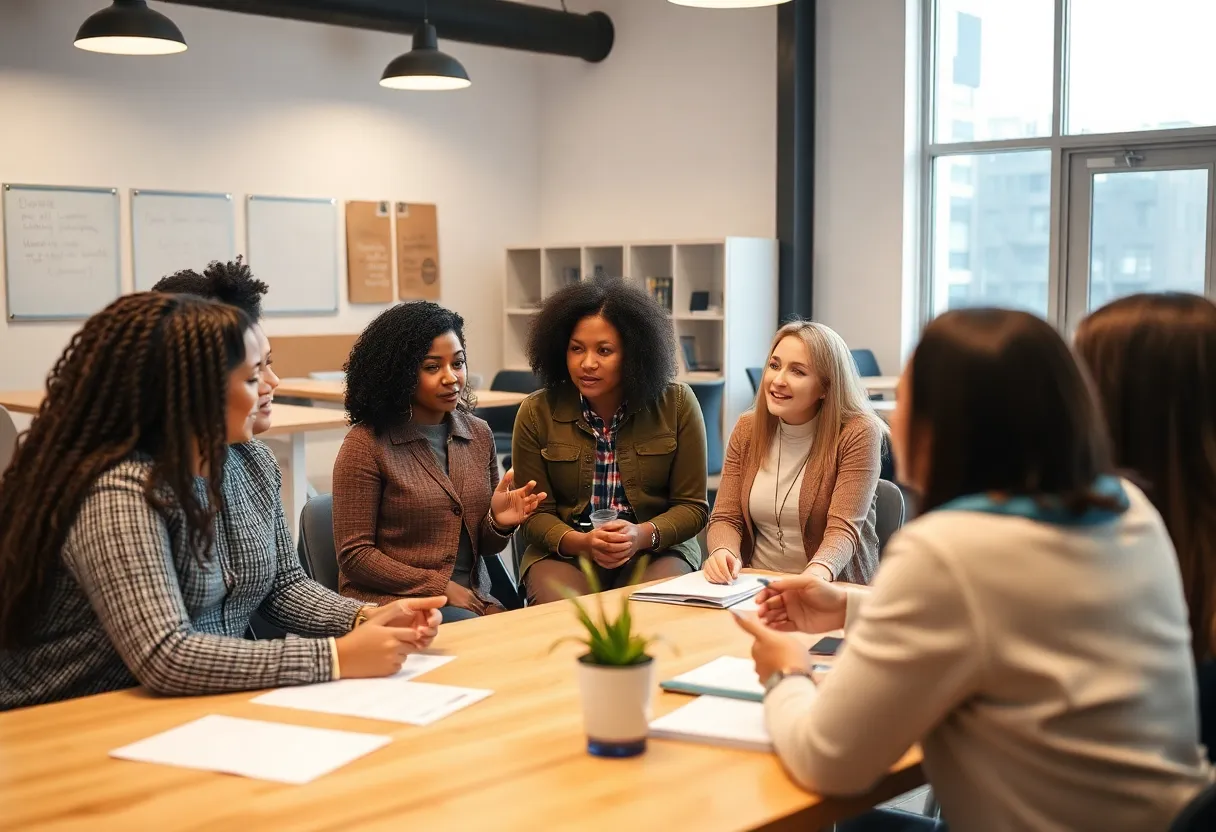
[333,301,544,623]
[0,293,442,711]
[512,276,710,604]
[1075,292,1216,762]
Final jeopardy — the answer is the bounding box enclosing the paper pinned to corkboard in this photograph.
[344,200,394,304]
[395,202,440,300]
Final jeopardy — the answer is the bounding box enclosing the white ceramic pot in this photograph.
[576,655,655,758]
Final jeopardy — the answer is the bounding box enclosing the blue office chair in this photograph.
[477,370,540,451]
[686,381,724,476]
[850,349,881,377]
[746,367,763,394]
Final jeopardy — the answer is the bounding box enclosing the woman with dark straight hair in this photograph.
[732,308,1212,831]
[1075,291,1216,762]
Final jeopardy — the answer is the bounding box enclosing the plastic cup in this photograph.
[589,508,619,529]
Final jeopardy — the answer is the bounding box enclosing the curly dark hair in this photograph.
[526,276,677,404]
[152,256,269,321]
[0,293,251,648]
[344,301,474,433]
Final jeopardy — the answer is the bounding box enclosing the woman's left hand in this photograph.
[490,468,547,528]
[732,611,813,682]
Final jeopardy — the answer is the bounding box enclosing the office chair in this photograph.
[298,494,340,591]
[873,479,906,554]
[478,369,540,451]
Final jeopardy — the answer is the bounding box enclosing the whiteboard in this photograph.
[3,184,121,320]
[246,195,339,314]
[131,190,235,290]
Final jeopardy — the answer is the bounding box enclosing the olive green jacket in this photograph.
[512,382,710,577]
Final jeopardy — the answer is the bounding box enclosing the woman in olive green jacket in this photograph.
[512,277,710,604]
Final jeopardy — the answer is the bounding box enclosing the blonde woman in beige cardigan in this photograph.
[704,322,885,584]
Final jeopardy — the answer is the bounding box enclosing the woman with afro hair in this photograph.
[512,276,710,604]
[333,301,545,623]
[153,257,280,435]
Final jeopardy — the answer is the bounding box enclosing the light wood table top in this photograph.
[862,376,900,394]
[0,391,347,437]
[276,378,528,410]
[0,584,922,831]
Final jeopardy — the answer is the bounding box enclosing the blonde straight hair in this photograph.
[748,321,886,474]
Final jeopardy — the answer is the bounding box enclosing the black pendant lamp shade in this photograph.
[380,23,471,91]
[74,0,187,55]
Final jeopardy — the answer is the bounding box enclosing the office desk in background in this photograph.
[0,582,923,831]
[276,378,529,410]
[0,391,346,539]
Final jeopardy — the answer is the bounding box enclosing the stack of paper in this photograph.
[110,715,389,784]
[630,572,765,609]
[661,656,765,702]
[648,695,773,752]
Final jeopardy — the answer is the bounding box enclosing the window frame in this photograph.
[918,0,1216,333]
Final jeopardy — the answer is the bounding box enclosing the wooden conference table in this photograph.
[0,583,923,831]
[0,391,347,539]
[276,377,529,409]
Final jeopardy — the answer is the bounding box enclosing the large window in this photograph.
[925,0,1216,326]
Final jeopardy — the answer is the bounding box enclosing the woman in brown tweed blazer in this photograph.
[333,302,544,624]
[704,321,885,585]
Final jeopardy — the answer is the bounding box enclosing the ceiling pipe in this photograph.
[159,0,614,62]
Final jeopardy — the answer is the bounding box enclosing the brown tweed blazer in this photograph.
[332,410,510,605]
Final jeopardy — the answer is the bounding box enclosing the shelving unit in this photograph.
[502,238,779,464]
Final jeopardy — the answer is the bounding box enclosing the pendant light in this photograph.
[74,0,187,55]
[380,0,470,91]
[667,0,792,7]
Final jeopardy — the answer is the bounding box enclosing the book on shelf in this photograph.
[646,276,673,313]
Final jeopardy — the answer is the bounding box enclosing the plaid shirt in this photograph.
[581,396,632,515]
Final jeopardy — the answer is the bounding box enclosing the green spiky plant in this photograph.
[550,556,673,666]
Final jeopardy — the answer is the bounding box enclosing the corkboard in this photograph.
[395,202,440,300]
[344,200,393,304]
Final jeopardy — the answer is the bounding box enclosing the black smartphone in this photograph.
[808,636,843,656]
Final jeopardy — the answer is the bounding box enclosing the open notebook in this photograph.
[661,656,765,702]
[648,695,774,752]
[630,572,765,609]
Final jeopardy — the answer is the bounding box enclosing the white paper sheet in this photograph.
[388,653,456,680]
[648,695,775,752]
[109,715,389,785]
[253,678,492,726]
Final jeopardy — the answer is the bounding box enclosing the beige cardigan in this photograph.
[706,411,882,583]
[764,480,1213,831]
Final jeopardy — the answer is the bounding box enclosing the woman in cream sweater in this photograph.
[734,308,1212,831]
[704,321,885,585]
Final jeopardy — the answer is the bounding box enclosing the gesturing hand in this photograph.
[753,573,848,634]
[490,468,547,528]
[731,611,813,683]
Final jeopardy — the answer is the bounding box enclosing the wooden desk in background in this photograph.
[0,584,923,831]
[862,376,900,396]
[276,377,529,410]
[0,391,347,539]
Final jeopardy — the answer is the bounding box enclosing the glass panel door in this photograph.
[1063,145,1216,331]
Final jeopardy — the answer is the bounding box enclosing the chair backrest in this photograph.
[491,370,540,394]
[297,494,339,592]
[0,406,18,475]
[1170,783,1216,832]
[746,367,763,394]
[851,348,881,377]
[874,479,906,554]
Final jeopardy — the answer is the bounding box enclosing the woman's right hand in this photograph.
[334,623,430,678]
[564,529,633,569]
[445,581,487,615]
[755,573,848,634]
[703,550,741,584]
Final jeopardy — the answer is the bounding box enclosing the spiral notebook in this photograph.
[630,572,765,609]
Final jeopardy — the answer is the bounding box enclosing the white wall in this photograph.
[0,0,543,392]
[538,0,777,242]
[814,0,920,375]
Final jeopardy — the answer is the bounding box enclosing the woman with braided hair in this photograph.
[0,293,445,711]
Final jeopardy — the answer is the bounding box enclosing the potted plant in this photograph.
[551,557,667,758]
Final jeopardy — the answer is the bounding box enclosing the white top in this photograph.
[765,480,1213,832]
[748,417,816,574]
